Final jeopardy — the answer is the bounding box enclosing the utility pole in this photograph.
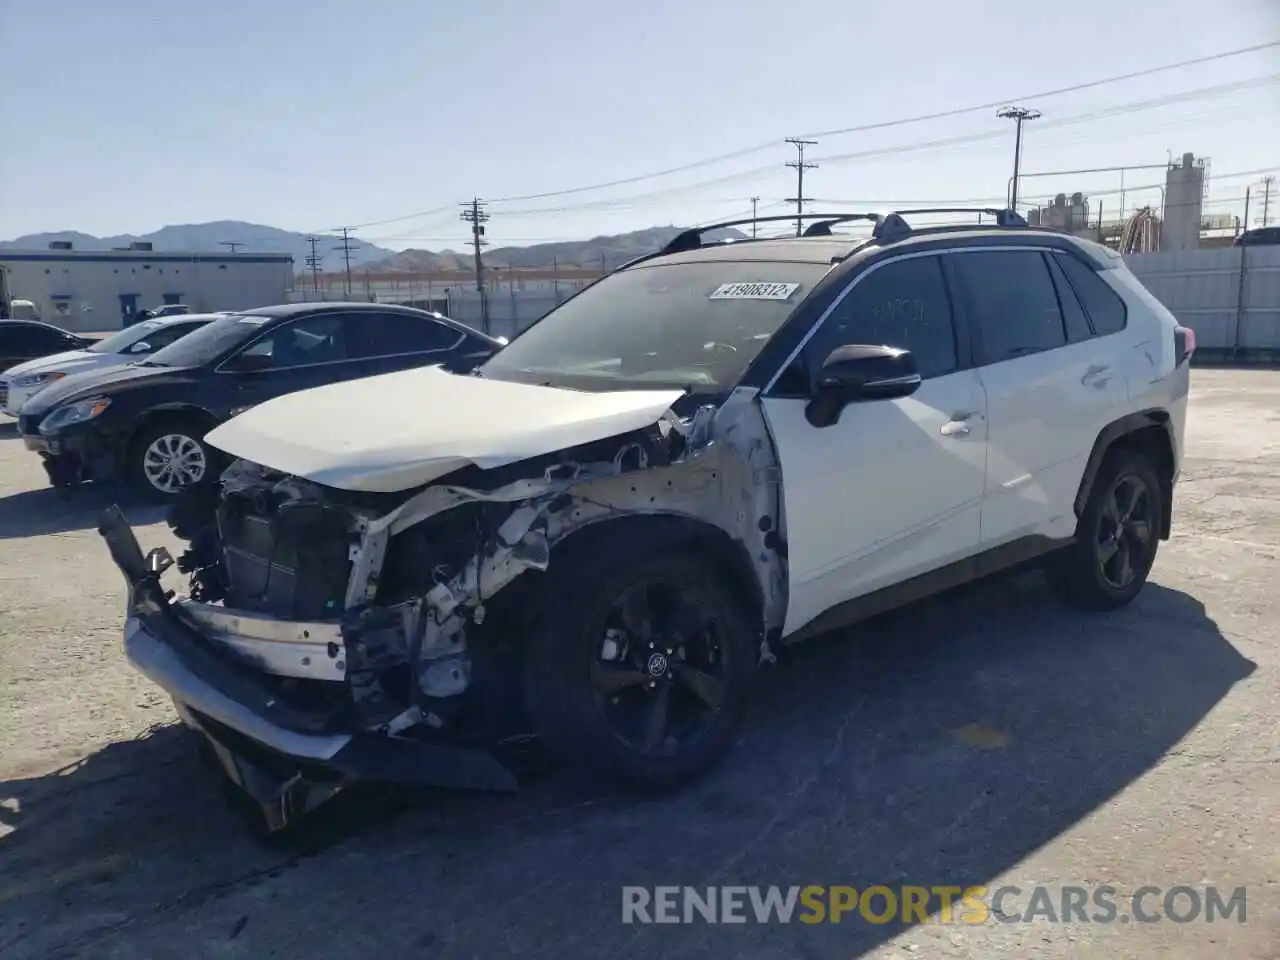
[1242,187,1251,234]
[750,197,760,238]
[460,198,490,331]
[997,106,1041,211]
[219,241,243,253]
[1262,176,1275,228]
[333,227,356,297]
[304,237,323,295]
[785,138,817,237]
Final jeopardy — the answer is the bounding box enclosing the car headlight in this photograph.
[39,396,111,435]
[13,371,66,388]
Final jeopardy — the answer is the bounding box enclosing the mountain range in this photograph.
[1,221,748,275]
[0,222,392,273]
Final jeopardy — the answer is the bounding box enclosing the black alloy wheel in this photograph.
[589,580,731,758]
[525,550,757,790]
[1095,472,1155,590]
[1049,448,1164,611]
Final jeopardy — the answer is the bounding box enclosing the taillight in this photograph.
[1174,324,1196,365]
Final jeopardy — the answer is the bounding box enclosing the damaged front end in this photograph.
[100,389,786,831]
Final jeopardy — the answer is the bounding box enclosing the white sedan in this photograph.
[0,313,219,415]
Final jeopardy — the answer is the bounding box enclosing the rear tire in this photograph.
[1048,448,1163,611]
[524,550,758,791]
[127,421,215,501]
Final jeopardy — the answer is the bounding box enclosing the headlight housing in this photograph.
[13,371,66,388]
[39,396,111,435]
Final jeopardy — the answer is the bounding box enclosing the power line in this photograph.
[481,40,1280,204]
[333,227,356,297]
[304,236,323,293]
[784,139,818,237]
[330,40,1280,228]
[797,39,1280,139]
[997,106,1041,208]
[476,74,1280,219]
[358,166,1278,253]
[460,199,490,331]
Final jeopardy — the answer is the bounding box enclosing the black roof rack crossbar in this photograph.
[661,212,883,255]
[872,206,1026,240]
[801,213,882,237]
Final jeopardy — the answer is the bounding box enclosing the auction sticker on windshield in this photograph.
[709,282,801,301]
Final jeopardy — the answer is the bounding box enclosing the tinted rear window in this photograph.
[1055,253,1128,336]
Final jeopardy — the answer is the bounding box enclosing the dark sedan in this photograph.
[19,302,503,499]
[0,319,92,372]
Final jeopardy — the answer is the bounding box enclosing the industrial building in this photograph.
[0,243,294,331]
[1025,151,1214,254]
[1026,192,1094,236]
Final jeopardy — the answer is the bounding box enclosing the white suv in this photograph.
[99,209,1195,831]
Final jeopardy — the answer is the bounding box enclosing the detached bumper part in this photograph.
[99,506,519,831]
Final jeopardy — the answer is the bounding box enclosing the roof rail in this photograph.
[610,207,1029,273]
[661,212,883,255]
[872,207,1026,241]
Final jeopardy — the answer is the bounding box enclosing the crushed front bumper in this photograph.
[98,505,518,831]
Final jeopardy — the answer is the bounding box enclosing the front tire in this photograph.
[127,421,214,501]
[1049,448,1163,611]
[524,550,758,791]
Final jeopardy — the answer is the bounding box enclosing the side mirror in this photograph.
[805,344,921,428]
[128,340,153,354]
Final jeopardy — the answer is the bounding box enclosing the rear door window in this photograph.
[951,250,1067,364]
[1054,253,1128,336]
[349,312,464,359]
[1045,254,1095,343]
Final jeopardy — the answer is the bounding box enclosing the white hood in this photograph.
[205,365,685,493]
[2,349,117,379]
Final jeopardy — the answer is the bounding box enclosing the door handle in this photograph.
[1082,364,1111,387]
[940,409,980,437]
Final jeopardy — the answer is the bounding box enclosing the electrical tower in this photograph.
[460,198,490,331]
[1262,176,1275,228]
[333,228,357,297]
[304,237,323,294]
[997,106,1041,211]
[785,139,817,237]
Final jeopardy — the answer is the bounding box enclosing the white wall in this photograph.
[0,251,294,331]
[1125,246,1280,356]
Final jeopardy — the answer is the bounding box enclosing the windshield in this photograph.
[86,320,164,354]
[478,260,830,392]
[143,313,269,367]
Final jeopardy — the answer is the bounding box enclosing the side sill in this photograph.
[782,534,1072,646]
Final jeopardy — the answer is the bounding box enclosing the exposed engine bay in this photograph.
[161,389,788,755]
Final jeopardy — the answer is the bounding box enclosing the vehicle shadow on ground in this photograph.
[0,574,1256,959]
[0,484,163,539]
[0,422,16,439]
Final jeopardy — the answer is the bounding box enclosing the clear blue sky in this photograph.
[1,0,1277,251]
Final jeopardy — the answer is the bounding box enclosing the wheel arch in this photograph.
[543,512,767,627]
[1074,410,1176,540]
[124,403,221,455]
